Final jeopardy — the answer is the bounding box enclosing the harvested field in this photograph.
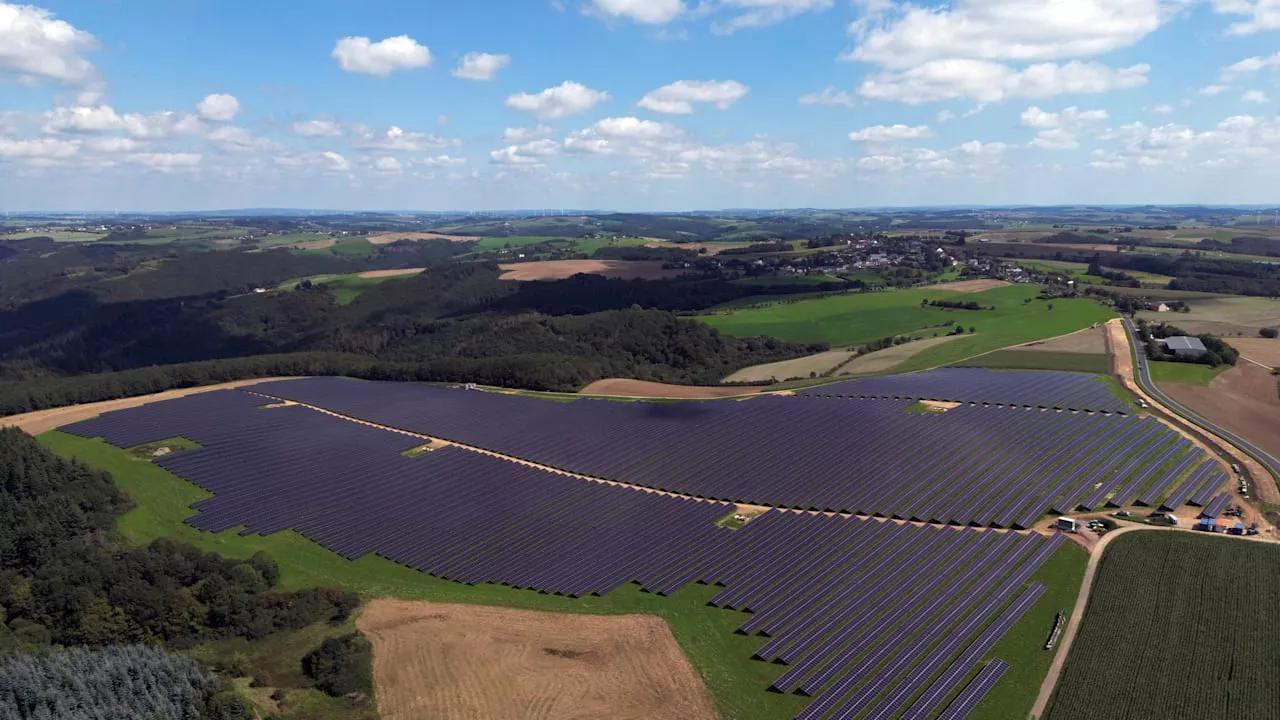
[837,335,963,376]
[1161,362,1280,470]
[1132,318,1256,337]
[368,231,477,244]
[643,239,752,255]
[1137,296,1280,331]
[357,599,718,720]
[924,279,1012,293]
[1009,326,1107,354]
[580,378,762,398]
[0,378,296,435]
[357,268,424,279]
[722,350,857,383]
[498,260,688,281]
[1224,338,1280,366]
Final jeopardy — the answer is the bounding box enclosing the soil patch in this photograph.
[1132,318,1256,338]
[357,599,718,720]
[924,279,1012,293]
[1161,362,1280,477]
[580,378,763,399]
[498,260,689,282]
[284,238,336,250]
[357,268,424,279]
[920,400,962,411]
[368,231,478,244]
[1227,338,1280,367]
[0,378,298,435]
[836,335,963,376]
[1010,326,1107,354]
[723,350,857,383]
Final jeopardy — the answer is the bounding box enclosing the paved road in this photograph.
[1122,316,1280,485]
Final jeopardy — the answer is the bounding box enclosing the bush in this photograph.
[302,633,373,697]
[1262,327,1279,339]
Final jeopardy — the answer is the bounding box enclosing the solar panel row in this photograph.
[933,660,1011,720]
[798,367,1129,414]
[246,377,1193,526]
[1200,492,1232,519]
[1161,460,1219,511]
[1189,470,1231,506]
[58,390,1082,720]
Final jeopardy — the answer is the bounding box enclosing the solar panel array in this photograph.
[245,377,1205,527]
[61,390,1073,720]
[799,367,1130,414]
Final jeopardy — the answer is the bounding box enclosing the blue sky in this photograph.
[2,0,1280,211]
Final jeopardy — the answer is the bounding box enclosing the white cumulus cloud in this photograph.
[127,152,202,171]
[799,87,857,108]
[0,136,79,158]
[356,125,455,152]
[858,60,1149,104]
[0,2,99,85]
[452,52,510,81]
[1020,105,1109,149]
[293,119,342,137]
[197,94,240,121]
[589,0,684,24]
[848,124,934,142]
[506,81,610,119]
[1220,52,1280,80]
[332,35,432,76]
[637,80,749,114]
[322,151,349,170]
[1213,0,1280,35]
[1242,89,1271,103]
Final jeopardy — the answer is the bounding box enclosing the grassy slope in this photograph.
[37,431,808,720]
[276,273,413,305]
[952,350,1111,374]
[700,286,1115,369]
[1148,360,1228,386]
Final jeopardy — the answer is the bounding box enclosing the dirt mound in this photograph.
[924,279,1012,293]
[580,378,762,399]
[498,260,688,282]
[357,599,718,720]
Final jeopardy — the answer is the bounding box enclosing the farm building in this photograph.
[1159,336,1207,359]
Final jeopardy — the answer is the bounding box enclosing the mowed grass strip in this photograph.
[952,350,1112,374]
[1044,532,1280,720]
[37,431,808,720]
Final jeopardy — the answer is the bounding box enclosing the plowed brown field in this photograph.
[580,378,763,398]
[499,260,688,281]
[1161,362,1280,475]
[368,231,477,244]
[357,599,718,720]
[924,279,1012,293]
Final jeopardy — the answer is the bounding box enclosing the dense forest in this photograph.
[0,428,369,717]
[0,261,823,414]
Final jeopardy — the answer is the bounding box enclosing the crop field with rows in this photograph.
[1044,532,1280,720]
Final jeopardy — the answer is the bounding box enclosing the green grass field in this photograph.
[3,230,109,242]
[702,284,1116,372]
[37,429,1085,720]
[1148,360,1228,386]
[275,272,414,304]
[473,235,572,251]
[953,350,1112,374]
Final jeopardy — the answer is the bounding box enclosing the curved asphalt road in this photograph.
[1122,316,1280,484]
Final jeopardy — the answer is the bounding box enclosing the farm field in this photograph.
[497,259,689,281]
[722,349,857,382]
[1228,337,1280,365]
[1136,296,1280,334]
[275,272,415,304]
[699,283,1116,354]
[39,424,1087,720]
[1161,362,1280,470]
[3,229,109,242]
[358,599,718,720]
[835,336,964,376]
[1012,258,1174,287]
[952,350,1111,374]
[1008,326,1107,354]
[923,279,1011,293]
[1148,360,1227,386]
[1043,532,1280,720]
